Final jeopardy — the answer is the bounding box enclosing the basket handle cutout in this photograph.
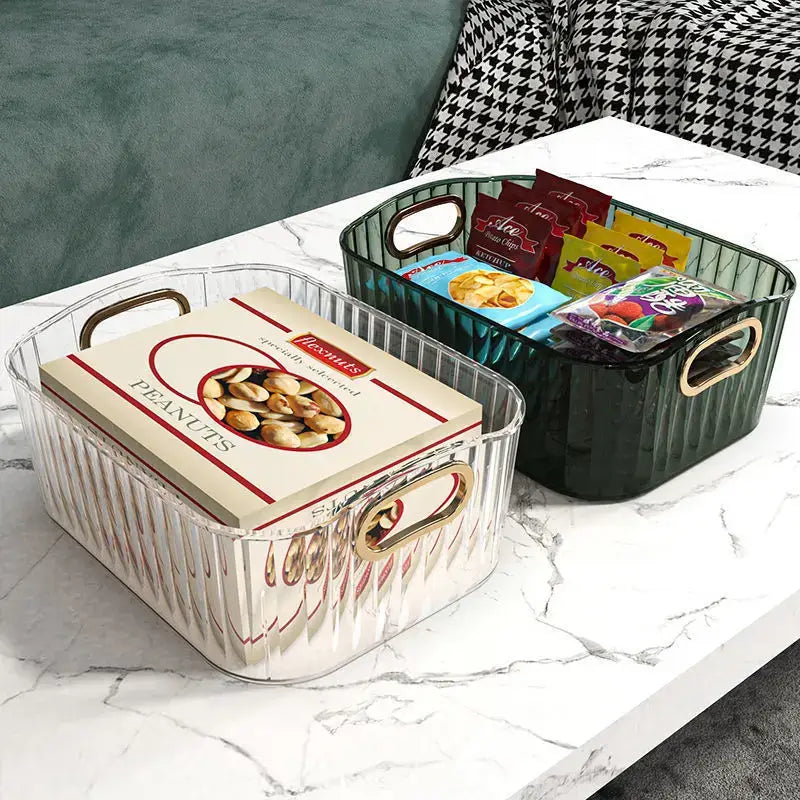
[384,195,466,260]
[355,462,474,562]
[79,289,191,350]
[679,317,763,397]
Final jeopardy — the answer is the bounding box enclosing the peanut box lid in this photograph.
[40,288,483,530]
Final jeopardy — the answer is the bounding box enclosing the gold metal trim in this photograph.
[355,462,474,562]
[384,195,466,260]
[679,317,763,398]
[79,289,191,350]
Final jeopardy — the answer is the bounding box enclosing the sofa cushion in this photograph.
[0,0,464,306]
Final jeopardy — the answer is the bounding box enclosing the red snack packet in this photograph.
[534,169,612,226]
[467,193,553,282]
[499,180,585,283]
[499,180,584,239]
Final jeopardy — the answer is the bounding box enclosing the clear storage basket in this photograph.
[6,265,524,682]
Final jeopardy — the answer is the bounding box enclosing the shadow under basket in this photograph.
[340,175,796,501]
[6,265,523,682]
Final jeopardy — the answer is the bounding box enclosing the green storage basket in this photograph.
[340,175,796,501]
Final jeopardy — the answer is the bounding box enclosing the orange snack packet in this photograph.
[583,222,664,269]
[611,211,692,272]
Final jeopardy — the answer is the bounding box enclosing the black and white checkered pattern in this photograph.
[412,0,800,175]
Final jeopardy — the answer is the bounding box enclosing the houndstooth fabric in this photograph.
[412,0,800,175]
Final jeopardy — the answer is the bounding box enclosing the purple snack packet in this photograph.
[551,267,745,353]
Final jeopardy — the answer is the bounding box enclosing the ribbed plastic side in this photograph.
[341,175,795,500]
[7,266,523,682]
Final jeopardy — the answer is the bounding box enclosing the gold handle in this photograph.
[355,462,474,562]
[79,289,191,350]
[384,195,466,260]
[679,317,763,397]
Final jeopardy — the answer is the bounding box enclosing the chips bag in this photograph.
[499,180,584,283]
[551,235,641,299]
[534,169,612,225]
[552,266,745,353]
[582,222,664,268]
[399,252,568,328]
[499,180,585,238]
[611,211,692,272]
[467,193,555,282]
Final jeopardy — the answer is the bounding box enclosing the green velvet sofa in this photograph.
[0,0,464,307]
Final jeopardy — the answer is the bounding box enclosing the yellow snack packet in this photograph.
[551,235,642,299]
[582,221,664,269]
[611,211,692,272]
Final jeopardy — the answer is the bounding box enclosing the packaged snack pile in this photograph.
[552,267,745,353]
[397,170,704,362]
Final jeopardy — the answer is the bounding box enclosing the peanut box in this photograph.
[40,286,482,530]
[39,287,483,665]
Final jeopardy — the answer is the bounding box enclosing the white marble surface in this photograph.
[2,117,800,800]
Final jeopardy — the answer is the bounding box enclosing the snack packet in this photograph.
[399,251,568,328]
[518,314,560,342]
[552,266,745,353]
[583,221,664,268]
[467,193,554,282]
[611,211,692,272]
[549,329,634,363]
[534,169,612,225]
[551,235,641,299]
[499,180,585,238]
[500,180,584,283]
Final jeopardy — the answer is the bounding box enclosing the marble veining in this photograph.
[1,118,800,800]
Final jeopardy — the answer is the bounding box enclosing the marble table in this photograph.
[2,117,799,800]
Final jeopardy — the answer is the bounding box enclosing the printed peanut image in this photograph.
[201,365,349,450]
[449,270,533,309]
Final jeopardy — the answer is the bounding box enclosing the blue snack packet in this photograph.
[518,314,560,342]
[399,252,569,329]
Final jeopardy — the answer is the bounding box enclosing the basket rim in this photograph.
[4,263,525,540]
[339,173,797,371]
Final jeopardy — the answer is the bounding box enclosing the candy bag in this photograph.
[552,266,745,353]
[551,235,641,299]
[611,211,692,272]
[499,180,584,283]
[534,170,612,225]
[399,251,569,328]
[467,193,555,282]
[583,222,664,268]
